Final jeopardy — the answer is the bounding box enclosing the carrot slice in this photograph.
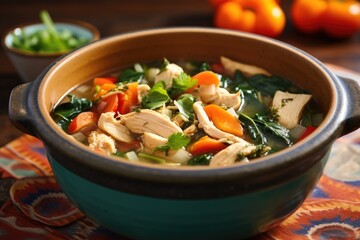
[193,71,220,86]
[187,70,220,92]
[68,111,98,134]
[203,104,243,137]
[188,136,227,156]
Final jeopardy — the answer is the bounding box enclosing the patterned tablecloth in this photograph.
[0,130,359,240]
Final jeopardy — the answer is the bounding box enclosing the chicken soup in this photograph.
[52,57,323,167]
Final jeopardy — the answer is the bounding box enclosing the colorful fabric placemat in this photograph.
[0,130,359,240]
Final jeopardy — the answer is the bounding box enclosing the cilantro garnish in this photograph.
[168,72,197,98]
[155,133,190,154]
[141,81,170,109]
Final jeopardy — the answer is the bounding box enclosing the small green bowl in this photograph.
[2,20,100,82]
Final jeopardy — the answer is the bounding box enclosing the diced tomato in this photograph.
[210,63,224,74]
[94,83,117,99]
[117,82,139,114]
[118,93,131,114]
[95,94,119,114]
[68,112,98,134]
[299,126,316,140]
[93,77,117,86]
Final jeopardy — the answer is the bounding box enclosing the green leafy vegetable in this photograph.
[118,67,144,83]
[141,81,170,109]
[239,113,267,145]
[253,114,293,146]
[246,74,305,96]
[156,133,190,154]
[168,72,197,98]
[187,153,213,166]
[174,94,195,121]
[239,112,292,148]
[51,94,92,131]
[11,10,89,53]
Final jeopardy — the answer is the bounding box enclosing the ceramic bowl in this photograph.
[2,20,100,82]
[8,28,360,240]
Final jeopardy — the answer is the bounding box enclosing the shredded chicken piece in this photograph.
[198,83,241,110]
[272,91,312,129]
[193,101,239,143]
[154,63,183,88]
[183,123,198,137]
[210,142,256,167]
[137,84,151,102]
[87,130,117,155]
[98,112,135,143]
[221,56,271,77]
[198,84,220,104]
[120,109,183,138]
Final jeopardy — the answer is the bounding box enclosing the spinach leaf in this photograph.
[239,113,267,145]
[253,114,293,146]
[51,94,92,131]
[141,81,170,109]
[187,153,213,166]
[246,74,302,96]
[118,68,144,83]
[239,113,293,148]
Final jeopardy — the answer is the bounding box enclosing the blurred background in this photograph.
[0,0,359,146]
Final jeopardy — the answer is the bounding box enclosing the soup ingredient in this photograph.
[52,95,92,131]
[11,10,90,53]
[272,91,312,129]
[193,101,240,143]
[203,104,244,137]
[98,112,135,143]
[141,82,170,109]
[291,0,360,38]
[52,57,317,167]
[299,126,317,140]
[142,132,191,163]
[67,111,98,134]
[120,109,183,138]
[209,141,255,167]
[88,131,117,154]
[220,56,271,77]
[213,0,286,38]
[188,136,227,156]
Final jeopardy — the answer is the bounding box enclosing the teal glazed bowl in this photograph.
[8,28,360,239]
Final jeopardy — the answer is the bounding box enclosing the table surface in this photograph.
[1,0,359,146]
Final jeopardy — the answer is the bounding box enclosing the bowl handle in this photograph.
[336,72,360,136]
[9,83,37,137]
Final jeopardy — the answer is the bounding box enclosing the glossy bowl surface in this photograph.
[2,20,100,82]
[8,27,360,239]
